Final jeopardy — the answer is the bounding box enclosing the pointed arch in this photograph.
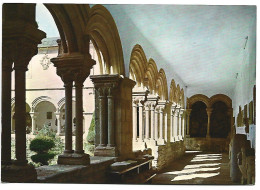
[85,5,125,76]
[129,44,148,87]
[156,69,168,100]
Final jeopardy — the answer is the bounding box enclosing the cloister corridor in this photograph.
[152,151,237,185]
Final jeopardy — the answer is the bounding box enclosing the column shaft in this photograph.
[107,91,115,147]
[154,109,159,140]
[174,113,179,141]
[75,83,84,154]
[132,104,138,141]
[164,112,167,142]
[14,68,27,164]
[1,63,12,164]
[99,90,106,146]
[145,107,150,139]
[159,109,163,139]
[187,113,191,136]
[150,107,155,140]
[56,114,61,135]
[64,81,73,153]
[139,104,144,141]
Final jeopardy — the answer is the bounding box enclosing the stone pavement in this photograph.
[152,151,239,185]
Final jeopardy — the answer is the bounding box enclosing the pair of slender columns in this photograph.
[55,112,61,135]
[98,87,115,147]
[173,109,180,141]
[30,112,38,134]
[144,105,150,139]
[63,80,85,154]
[132,101,138,141]
[159,107,164,139]
[138,102,144,141]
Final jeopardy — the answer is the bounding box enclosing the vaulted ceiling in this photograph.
[37,4,256,99]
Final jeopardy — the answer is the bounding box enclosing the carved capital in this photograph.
[206,108,213,116]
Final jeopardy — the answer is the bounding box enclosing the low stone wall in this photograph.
[36,157,115,183]
[156,141,185,170]
[185,137,229,152]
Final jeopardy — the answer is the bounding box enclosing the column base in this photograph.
[157,138,165,145]
[1,163,37,183]
[186,135,190,138]
[206,134,211,138]
[178,135,183,141]
[174,136,180,142]
[94,146,118,157]
[57,153,90,165]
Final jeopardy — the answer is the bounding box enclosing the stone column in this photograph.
[74,81,84,153]
[186,109,191,137]
[107,87,115,147]
[164,110,168,142]
[145,104,150,139]
[170,110,174,142]
[159,107,164,139]
[174,108,179,141]
[13,60,30,165]
[178,109,184,140]
[98,87,106,147]
[1,52,13,165]
[182,111,186,139]
[30,112,38,135]
[154,107,159,140]
[64,80,73,153]
[138,101,144,141]
[132,100,138,141]
[150,104,155,140]
[206,108,213,138]
[11,112,15,134]
[55,112,61,135]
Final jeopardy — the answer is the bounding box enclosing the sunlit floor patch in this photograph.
[171,172,220,181]
[191,158,222,162]
[184,163,221,169]
[185,151,202,153]
[165,167,220,175]
[196,154,222,157]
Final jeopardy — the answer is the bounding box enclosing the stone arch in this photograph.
[129,44,148,87]
[175,84,181,105]
[156,69,168,100]
[85,5,125,75]
[31,96,57,112]
[44,4,90,54]
[145,58,158,94]
[187,94,210,109]
[209,94,232,108]
[180,88,185,108]
[169,79,176,103]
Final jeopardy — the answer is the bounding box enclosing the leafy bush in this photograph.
[36,124,56,138]
[30,136,55,153]
[30,136,56,165]
[87,114,95,144]
[31,152,56,165]
[85,113,95,156]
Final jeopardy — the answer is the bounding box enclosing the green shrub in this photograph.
[30,136,55,153]
[36,124,56,138]
[30,136,56,166]
[87,114,95,144]
[31,152,56,165]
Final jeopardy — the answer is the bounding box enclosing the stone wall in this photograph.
[185,137,229,152]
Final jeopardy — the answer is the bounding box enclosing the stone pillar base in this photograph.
[57,153,90,165]
[178,135,183,141]
[174,136,180,142]
[1,163,37,183]
[133,140,146,151]
[186,135,190,138]
[206,134,211,138]
[157,138,165,145]
[94,146,118,157]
